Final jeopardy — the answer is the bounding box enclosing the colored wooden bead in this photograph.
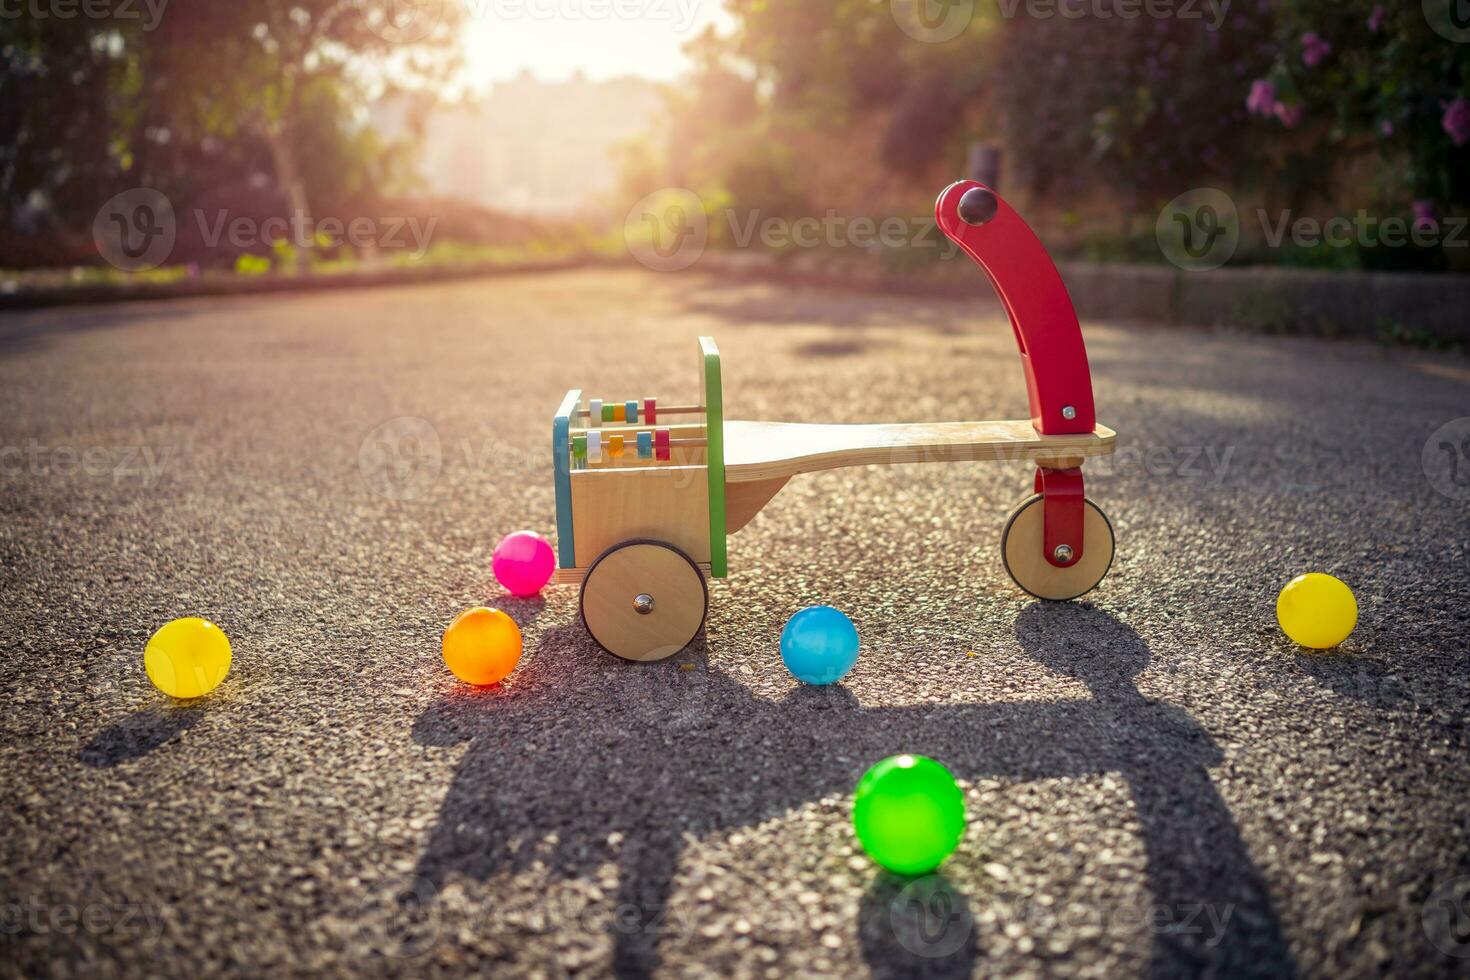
[610,434,624,457]
[637,431,653,458]
[655,428,670,461]
[613,403,626,423]
[625,400,638,424]
[587,430,602,462]
[644,398,656,424]
[572,434,587,459]
[602,402,616,423]
[589,399,602,428]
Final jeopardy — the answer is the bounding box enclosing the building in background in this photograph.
[374,71,662,216]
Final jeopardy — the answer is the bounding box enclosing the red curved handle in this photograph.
[935,180,1095,436]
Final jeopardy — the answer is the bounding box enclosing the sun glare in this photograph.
[458,0,731,88]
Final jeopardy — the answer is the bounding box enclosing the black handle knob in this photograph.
[957,187,999,227]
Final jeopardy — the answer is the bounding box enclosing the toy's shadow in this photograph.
[410,606,1294,978]
[80,705,204,767]
[859,872,977,979]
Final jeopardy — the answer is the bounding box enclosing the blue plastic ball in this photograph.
[780,605,859,685]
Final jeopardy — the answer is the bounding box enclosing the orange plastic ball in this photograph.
[442,607,522,685]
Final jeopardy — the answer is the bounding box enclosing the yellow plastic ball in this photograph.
[1276,573,1357,649]
[145,617,232,698]
[442,607,522,686]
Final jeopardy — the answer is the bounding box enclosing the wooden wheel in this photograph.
[580,539,707,662]
[1000,494,1115,601]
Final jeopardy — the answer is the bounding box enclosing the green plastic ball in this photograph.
[852,754,966,875]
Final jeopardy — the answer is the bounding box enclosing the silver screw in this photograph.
[1061,405,1077,420]
[633,594,655,615]
[1053,544,1074,563]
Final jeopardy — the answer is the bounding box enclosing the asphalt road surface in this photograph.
[2,268,1468,978]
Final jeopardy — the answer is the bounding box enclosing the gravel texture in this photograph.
[1,268,1468,978]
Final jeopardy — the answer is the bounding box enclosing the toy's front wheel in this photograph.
[581,539,707,662]
[1000,495,1115,600]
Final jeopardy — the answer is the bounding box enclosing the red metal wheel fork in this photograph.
[1035,466,1085,567]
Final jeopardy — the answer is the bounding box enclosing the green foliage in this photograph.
[233,253,272,276]
[1250,1,1469,209]
[1,1,460,268]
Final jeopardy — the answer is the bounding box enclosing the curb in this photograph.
[690,253,1470,345]
[0,256,603,312]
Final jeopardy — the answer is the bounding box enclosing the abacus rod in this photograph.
[573,404,705,417]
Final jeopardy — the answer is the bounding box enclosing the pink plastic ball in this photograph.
[492,531,555,597]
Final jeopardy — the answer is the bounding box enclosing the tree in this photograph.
[151,1,462,263]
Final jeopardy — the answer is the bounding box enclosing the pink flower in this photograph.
[1379,120,1394,137]
[1368,5,1385,32]
[1442,98,1470,146]
[1275,102,1304,128]
[1301,32,1332,67]
[1413,200,1439,234]
[1247,79,1278,117]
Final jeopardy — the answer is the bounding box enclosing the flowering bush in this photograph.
[1248,1,1469,212]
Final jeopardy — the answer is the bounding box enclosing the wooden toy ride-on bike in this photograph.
[550,180,1118,661]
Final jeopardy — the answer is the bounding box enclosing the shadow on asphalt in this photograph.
[79,705,204,767]
[0,303,202,357]
[408,604,1295,978]
[673,278,980,339]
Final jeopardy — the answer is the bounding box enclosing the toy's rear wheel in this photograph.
[1000,494,1115,601]
[580,539,707,662]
